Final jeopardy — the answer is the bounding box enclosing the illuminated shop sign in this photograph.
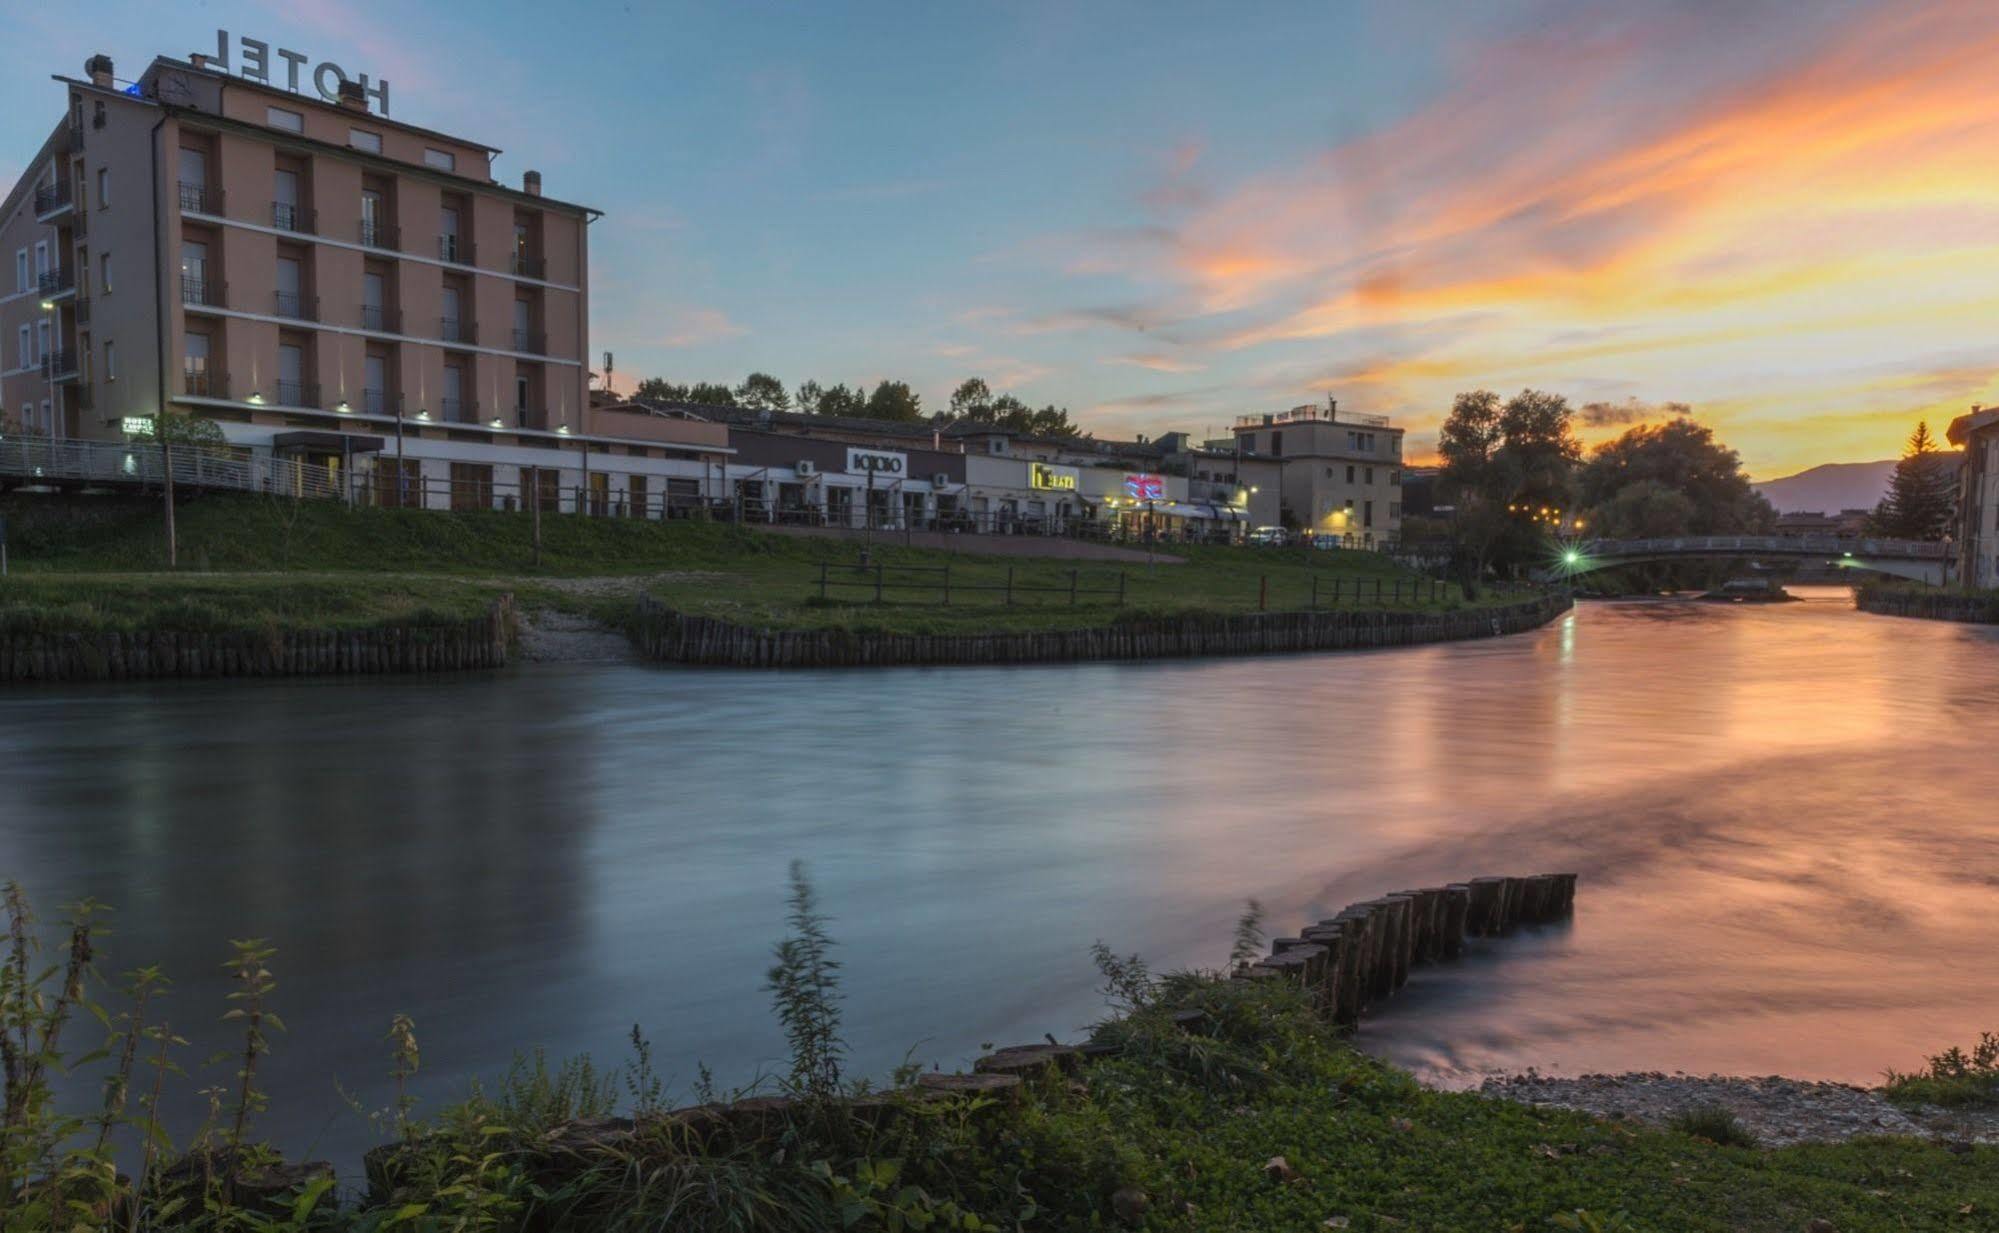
[206,29,391,115]
[1124,472,1165,501]
[121,416,154,436]
[1030,463,1078,490]
[846,447,907,477]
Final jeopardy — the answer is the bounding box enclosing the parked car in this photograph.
[1247,526,1287,546]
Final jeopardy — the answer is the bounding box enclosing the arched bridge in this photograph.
[1557,535,1948,585]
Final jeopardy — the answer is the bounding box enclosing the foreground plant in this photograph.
[1886,1029,1999,1108]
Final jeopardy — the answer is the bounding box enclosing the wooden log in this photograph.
[1465,877,1506,936]
[1524,874,1561,923]
[1440,884,1471,957]
[974,1044,1081,1080]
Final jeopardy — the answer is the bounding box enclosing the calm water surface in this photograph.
[4,588,1996,1162]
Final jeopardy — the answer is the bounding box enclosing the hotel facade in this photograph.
[1,47,729,512]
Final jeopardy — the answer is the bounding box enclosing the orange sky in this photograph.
[1044,0,1999,477]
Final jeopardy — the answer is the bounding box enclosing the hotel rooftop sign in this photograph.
[204,29,390,116]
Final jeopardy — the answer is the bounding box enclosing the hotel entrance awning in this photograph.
[272,431,385,453]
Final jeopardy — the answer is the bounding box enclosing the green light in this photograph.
[1563,549,1581,566]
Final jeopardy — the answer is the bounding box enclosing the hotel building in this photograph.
[1948,405,1999,589]
[1,50,728,510]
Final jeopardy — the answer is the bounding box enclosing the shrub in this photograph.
[1665,1102,1758,1147]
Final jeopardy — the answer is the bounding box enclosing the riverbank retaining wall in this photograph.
[633,593,1572,668]
[0,595,515,682]
[1855,584,1999,624]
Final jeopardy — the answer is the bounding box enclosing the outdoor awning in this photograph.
[1154,501,1224,519]
[272,431,385,453]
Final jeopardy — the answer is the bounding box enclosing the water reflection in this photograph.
[2,587,1995,1164]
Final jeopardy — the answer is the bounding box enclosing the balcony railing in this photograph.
[274,291,317,321]
[439,316,474,344]
[38,267,76,297]
[510,253,545,279]
[437,235,469,263]
[34,182,74,217]
[40,350,80,381]
[66,126,85,153]
[271,202,315,233]
[180,277,225,308]
[511,328,546,354]
[359,220,399,250]
[176,181,213,213]
[359,305,401,333]
[361,389,400,417]
[276,380,320,408]
[440,397,477,423]
[182,369,227,399]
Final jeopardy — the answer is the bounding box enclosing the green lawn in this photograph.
[0,574,505,635]
[1,494,1525,637]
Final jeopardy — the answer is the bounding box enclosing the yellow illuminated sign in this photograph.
[1030,463,1078,490]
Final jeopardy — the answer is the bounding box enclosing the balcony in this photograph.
[66,126,85,154]
[271,202,315,234]
[510,253,545,279]
[183,369,228,399]
[273,292,318,322]
[38,267,77,302]
[437,235,470,264]
[40,350,80,382]
[176,181,215,214]
[359,304,401,333]
[511,328,546,355]
[440,397,478,424]
[180,277,226,308]
[72,210,88,240]
[276,380,321,408]
[359,220,399,251]
[361,389,401,417]
[439,317,476,345]
[70,385,94,413]
[34,182,74,220]
[73,297,90,327]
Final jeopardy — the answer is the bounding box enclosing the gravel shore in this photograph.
[1480,1072,1999,1148]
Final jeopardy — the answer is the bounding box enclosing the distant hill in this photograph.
[1753,460,1896,514]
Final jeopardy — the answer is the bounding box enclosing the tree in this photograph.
[633,377,690,404]
[950,378,993,421]
[863,380,923,422]
[735,372,791,411]
[1434,388,1581,587]
[1871,421,1956,540]
[1578,416,1773,535]
[1438,389,1503,494]
[795,380,825,415]
[1494,388,1581,514]
[1589,479,1700,539]
[130,410,227,453]
[684,382,738,408]
[806,383,865,417]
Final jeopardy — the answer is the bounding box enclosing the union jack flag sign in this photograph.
[1124,473,1165,500]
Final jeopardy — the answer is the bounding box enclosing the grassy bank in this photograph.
[2,494,1524,640]
[3,879,1992,1233]
[1856,579,1999,623]
[0,574,505,636]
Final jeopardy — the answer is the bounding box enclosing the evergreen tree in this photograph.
[1872,421,1956,540]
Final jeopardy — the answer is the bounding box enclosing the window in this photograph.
[349,128,383,154]
[423,148,456,172]
[36,321,50,363]
[15,326,28,369]
[13,249,24,292]
[1364,500,1374,528]
[1365,467,1374,484]
[1390,469,1400,485]
[266,106,304,133]
[100,252,111,294]
[40,401,51,432]
[1345,465,1354,483]
[96,167,108,207]
[34,241,49,279]
[104,339,116,381]
[1271,430,1283,457]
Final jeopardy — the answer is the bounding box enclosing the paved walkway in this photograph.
[757,524,1186,564]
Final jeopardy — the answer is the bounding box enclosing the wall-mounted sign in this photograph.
[846,447,906,478]
[207,29,391,115]
[1124,472,1165,501]
[121,416,154,436]
[1030,462,1078,490]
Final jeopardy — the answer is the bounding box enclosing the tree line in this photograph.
[629,373,1080,437]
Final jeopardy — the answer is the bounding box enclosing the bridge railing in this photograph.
[1587,534,1946,560]
[0,438,343,502]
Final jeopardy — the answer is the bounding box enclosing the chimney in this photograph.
[189,52,208,70]
[85,55,114,88]
[336,79,368,111]
[523,170,542,197]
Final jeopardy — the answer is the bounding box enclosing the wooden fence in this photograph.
[0,595,515,683]
[633,592,1572,668]
[1855,584,1999,624]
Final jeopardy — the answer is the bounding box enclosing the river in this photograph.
[3,587,1996,1163]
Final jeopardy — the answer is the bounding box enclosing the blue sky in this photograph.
[9,0,1998,476]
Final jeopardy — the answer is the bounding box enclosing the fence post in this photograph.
[818,562,828,602]
[1006,566,1014,607]
[1069,568,1078,606]
[875,563,884,605]
[1118,572,1126,605]
[1312,575,1318,609]
[1259,574,1268,611]
[1374,577,1382,604]
[943,564,951,607]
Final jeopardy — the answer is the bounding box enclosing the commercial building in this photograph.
[1230,402,1405,545]
[1948,405,1999,588]
[2,47,727,512]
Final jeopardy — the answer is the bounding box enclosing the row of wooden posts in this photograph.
[1239,873,1579,1026]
